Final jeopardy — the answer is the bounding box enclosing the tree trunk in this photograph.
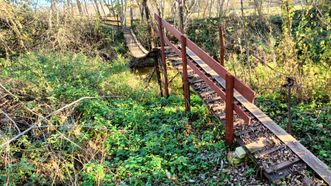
[99,0,107,16]
[142,0,149,22]
[93,0,101,17]
[106,0,116,17]
[209,0,214,17]
[197,1,200,18]
[218,0,225,19]
[140,4,144,23]
[49,0,57,29]
[203,1,209,17]
[254,0,263,21]
[280,0,293,36]
[76,0,83,15]
[130,5,133,26]
[83,0,90,16]
[120,0,125,25]
[142,0,152,48]
[178,0,184,33]
[241,0,252,85]
[160,0,164,17]
[171,1,177,25]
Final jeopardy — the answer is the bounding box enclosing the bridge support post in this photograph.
[157,16,170,97]
[219,26,225,66]
[154,55,163,97]
[180,35,190,112]
[225,74,234,146]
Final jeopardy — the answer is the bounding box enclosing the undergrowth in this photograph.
[0,43,238,185]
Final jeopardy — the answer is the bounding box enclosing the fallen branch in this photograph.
[0,109,21,133]
[0,96,119,148]
[0,82,41,117]
[0,83,16,98]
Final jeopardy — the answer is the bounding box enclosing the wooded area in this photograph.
[0,0,330,185]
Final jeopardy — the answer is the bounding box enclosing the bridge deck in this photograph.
[165,45,331,184]
[123,28,149,58]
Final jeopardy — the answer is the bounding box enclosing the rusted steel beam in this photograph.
[157,15,170,97]
[225,74,234,146]
[181,35,190,112]
[219,26,225,66]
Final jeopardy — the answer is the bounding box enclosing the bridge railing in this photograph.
[102,15,121,27]
[154,14,256,145]
[152,15,331,184]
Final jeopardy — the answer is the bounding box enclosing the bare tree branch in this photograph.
[0,95,120,148]
[0,109,21,133]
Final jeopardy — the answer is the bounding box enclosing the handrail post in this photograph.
[219,26,225,66]
[225,73,234,146]
[181,34,190,112]
[157,16,170,97]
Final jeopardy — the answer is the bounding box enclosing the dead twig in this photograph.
[0,96,119,148]
[0,83,16,99]
[0,109,21,133]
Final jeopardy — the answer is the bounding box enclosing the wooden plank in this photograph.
[129,29,149,54]
[190,79,204,84]
[255,144,286,159]
[168,56,227,126]
[206,97,222,103]
[235,125,260,137]
[235,96,331,184]
[200,90,215,97]
[245,137,268,153]
[265,158,301,174]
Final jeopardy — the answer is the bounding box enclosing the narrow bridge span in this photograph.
[117,15,331,185]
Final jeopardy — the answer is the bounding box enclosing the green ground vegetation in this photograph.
[1,1,330,185]
[0,23,257,184]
